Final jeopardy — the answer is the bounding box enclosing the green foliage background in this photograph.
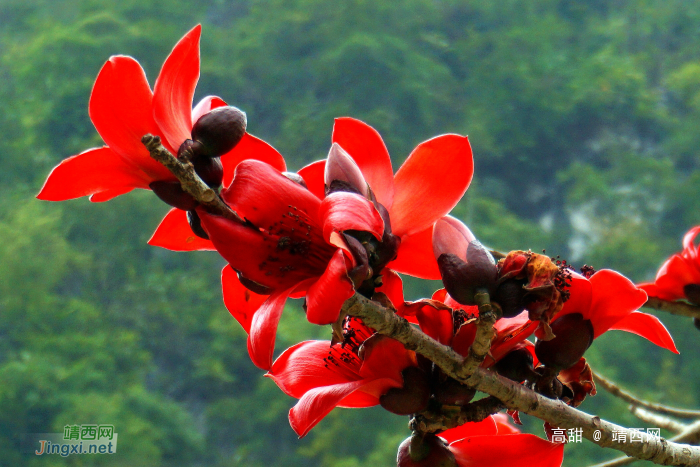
[1,1,699,465]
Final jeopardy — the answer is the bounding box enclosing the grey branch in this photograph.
[631,407,687,434]
[594,370,700,419]
[644,297,700,319]
[141,134,243,223]
[342,293,700,466]
[462,290,498,376]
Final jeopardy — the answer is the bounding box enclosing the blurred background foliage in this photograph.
[1,0,699,465]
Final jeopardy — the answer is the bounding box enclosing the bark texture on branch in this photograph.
[644,297,700,319]
[342,293,700,466]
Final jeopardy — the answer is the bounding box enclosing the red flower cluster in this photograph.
[37,26,684,467]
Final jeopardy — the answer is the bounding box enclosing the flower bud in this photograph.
[324,143,368,197]
[493,279,527,318]
[535,313,594,370]
[192,156,224,188]
[380,366,431,416]
[397,433,456,467]
[187,210,209,239]
[150,181,198,211]
[433,377,476,406]
[494,347,537,382]
[191,106,247,157]
[684,284,700,306]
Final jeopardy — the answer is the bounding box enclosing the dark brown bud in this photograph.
[192,156,224,188]
[433,377,476,406]
[187,210,209,239]
[493,279,527,318]
[150,180,198,211]
[684,284,700,306]
[177,139,205,161]
[438,241,498,306]
[494,347,537,382]
[535,313,594,370]
[191,106,247,157]
[380,366,431,416]
[397,433,456,467]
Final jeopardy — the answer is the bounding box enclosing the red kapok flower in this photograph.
[439,413,564,467]
[38,25,214,202]
[200,159,384,369]
[535,270,677,371]
[312,117,474,280]
[640,226,700,304]
[267,318,416,437]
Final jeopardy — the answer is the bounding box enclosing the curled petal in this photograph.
[390,134,473,237]
[319,192,384,243]
[298,159,326,200]
[387,225,442,279]
[37,147,149,201]
[89,186,135,202]
[358,335,414,382]
[324,143,368,197]
[192,95,227,122]
[439,417,498,444]
[416,305,455,346]
[609,311,678,354]
[305,250,355,325]
[433,216,477,261]
[148,208,215,251]
[222,266,268,333]
[153,24,201,150]
[221,133,286,188]
[248,286,295,370]
[653,255,700,302]
[682,226,700,254]
[332,117,395,207]
[89,56,171,179]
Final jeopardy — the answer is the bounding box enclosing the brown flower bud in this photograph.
[397,433,456,467]
[150,180,198,211]
[433,377,476,406]
[535,313,594,370]
[380,366,431,416]
[192,156,224,188]
[191,106,247,157]
[187,210,209,239]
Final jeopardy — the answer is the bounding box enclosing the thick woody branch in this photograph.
[141,134,242,222]
[593,371,700,419]
[462,290,498,376]
[644,297,700,319]
[342,293,700,466]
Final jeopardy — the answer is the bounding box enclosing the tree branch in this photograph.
[462,290,498,376]
[141,134,243,222]
[643,297,700,320]
[342,293,700,466]
[630,407,687,434]
[593,370,700,419]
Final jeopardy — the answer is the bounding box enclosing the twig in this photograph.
[630,407,687,434]
[141,134,243,222]
[644,297,700,320]
[462,290,498,376]
[594,370,700,419]
[410,396,505,433]
[588,420,700,467]
[342,293,700,466]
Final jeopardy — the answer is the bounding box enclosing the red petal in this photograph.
[289,378,394,438]
[198,211,315,289]
[223,160,319,228]
[192,95,227,122]
[682,226,700,253]
[222,266,268,333]
[298,159,326,200]
[439,417,498,444]
[89,186,135,202]
[153,25,201,150]
[376,269,405,310]
[305,250,354,325]
[416,305,454,345]
[653,255,700,301]
[332,118,395,207]
[248,286,295,370]
[450,433,564,467]
[390,134,473,237]
[556,272,593,320]
[89,56,171,180]
[493,412,521,434]
[387,225,442,279]
[609,311,678,353]
[37,147,150,201]
[221,133,286,188]
[588,270,648,338]
[319,192,384,243]
[148,208,215,251]
[359,335,414,382]
[433,216,477,261]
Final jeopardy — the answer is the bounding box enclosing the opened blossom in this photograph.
[267,318,416,437]
[640,225,700,304]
